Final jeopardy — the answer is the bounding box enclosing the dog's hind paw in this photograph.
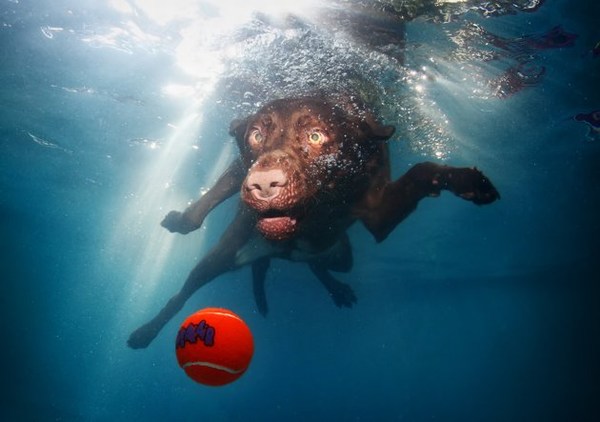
[329,281,358,308]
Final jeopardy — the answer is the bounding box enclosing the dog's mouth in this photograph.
[255,209,302,241]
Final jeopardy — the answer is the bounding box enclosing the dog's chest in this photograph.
[234,231,344,267]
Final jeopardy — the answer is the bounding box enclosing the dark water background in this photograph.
[1,0,599,420]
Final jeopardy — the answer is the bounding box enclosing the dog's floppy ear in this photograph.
[360,116,395,141]
[229,118,247,142]
[338,96,395,141]
[229,117,250,156]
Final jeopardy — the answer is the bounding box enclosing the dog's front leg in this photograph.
[360,161,499,242]
[128,204,256,349]
[161,158,246,234]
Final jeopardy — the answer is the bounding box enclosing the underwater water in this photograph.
[1,0,599,420]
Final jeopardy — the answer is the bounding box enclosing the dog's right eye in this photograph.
[248,129,264,146]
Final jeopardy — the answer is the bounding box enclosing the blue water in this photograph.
[1,0,599,420]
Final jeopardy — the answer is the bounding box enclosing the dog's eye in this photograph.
[248,129,264,146]
[307,130,326,145]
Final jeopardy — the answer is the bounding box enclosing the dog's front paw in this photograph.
[127,323,158,349]
[161,210,195,234]
[451,168,500,205]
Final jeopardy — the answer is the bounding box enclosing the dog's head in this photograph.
[230,96,395,241]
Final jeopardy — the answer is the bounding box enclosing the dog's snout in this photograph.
[246,169,288,201]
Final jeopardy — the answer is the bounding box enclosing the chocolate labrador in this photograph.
[127,95,499,349]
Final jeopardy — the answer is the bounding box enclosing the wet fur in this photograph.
[128,95,499,349]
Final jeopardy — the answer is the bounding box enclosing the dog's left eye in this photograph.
[307,130,326,145]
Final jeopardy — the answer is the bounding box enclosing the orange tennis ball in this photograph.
[175,308,254,386]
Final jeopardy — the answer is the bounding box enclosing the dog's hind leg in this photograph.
[252,258,270,317]
[309,263,357,308]
[127,204,256,349]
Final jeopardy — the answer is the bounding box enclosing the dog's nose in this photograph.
[245,169,287,201]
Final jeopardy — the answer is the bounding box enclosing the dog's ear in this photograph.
[360,117,395,141]
[229,118,247,142]
[229,118,251,158]
[338,96,395,141]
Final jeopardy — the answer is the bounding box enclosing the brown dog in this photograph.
[127,95,499,349]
